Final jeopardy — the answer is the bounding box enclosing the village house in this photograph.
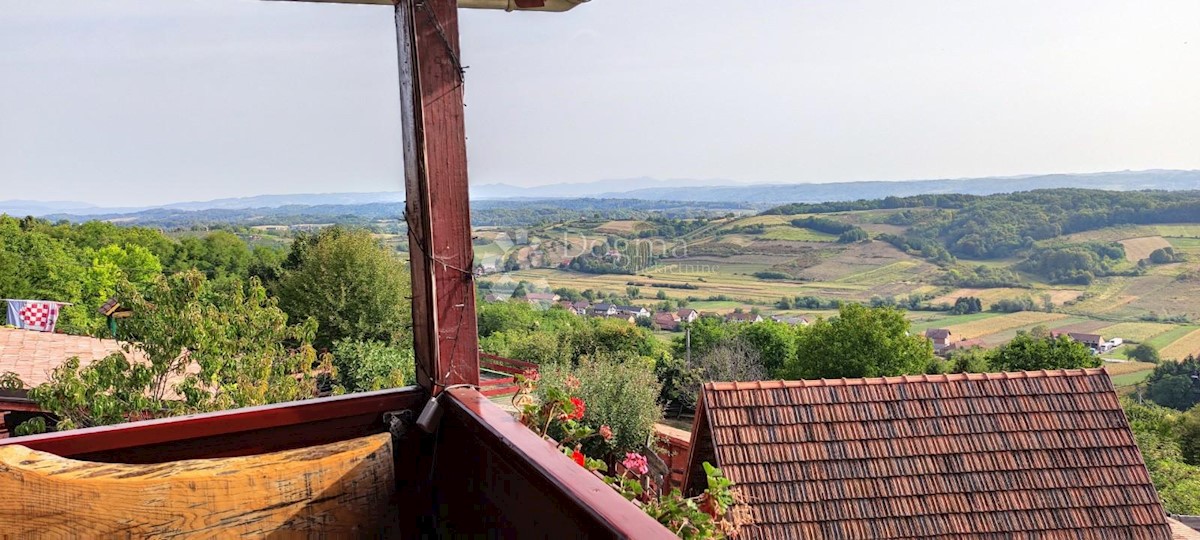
[523,292,560,306]
[569,300,591,315]
[589,303,617,317]
[653,311,681,331]
[684,369,1173,538]
[1052,331,1105,352]
[677,308,699,324]
[616,305,651,318]
[925,328,953,352]
[770,314,810,326]
[724,312,763,324]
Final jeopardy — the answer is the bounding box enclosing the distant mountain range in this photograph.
[4,169,1198,217]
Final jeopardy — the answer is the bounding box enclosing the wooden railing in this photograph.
[0,387,425,463]
[479,353,538,397]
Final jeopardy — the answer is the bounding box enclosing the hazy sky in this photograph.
[2,0,1199,206]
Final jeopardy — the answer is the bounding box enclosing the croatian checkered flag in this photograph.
[5,300,64,333]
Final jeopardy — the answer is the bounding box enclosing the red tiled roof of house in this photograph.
[0,327,134,387]
[924,328,951,339]
[684,368,1170,540]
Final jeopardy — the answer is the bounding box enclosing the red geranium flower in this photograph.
[569,397,586,420]
[572,449,586,467]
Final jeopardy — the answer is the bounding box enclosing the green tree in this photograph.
[1125,343,1161,364]
[739,320,798,377]
[1180,405,1200,466]
[1123,398,1200,514]
[20,271,324,432]
[785,304,934,379]
[988,332,1100,372]
[331,340,415,392]
[275,227,412,350]
[1144,355,1200,411]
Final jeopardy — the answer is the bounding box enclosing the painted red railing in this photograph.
[0,386,425,462]
[479,353,538,397]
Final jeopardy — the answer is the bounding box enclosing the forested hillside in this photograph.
[766,189,1200,259]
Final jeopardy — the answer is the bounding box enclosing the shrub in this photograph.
[538,354,662,457]
[1125,343,1161,364]
[331,340,415,392]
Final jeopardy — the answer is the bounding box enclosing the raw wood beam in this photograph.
[0,433,398,537]
[397,0,480,393]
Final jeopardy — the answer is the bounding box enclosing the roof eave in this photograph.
[265,0,589,11]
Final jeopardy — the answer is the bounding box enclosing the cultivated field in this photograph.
[759,227,837,242]
[1119,236,1173,262]
[1095,322,1176,343]
[932,287,1081,307]
[595,220,650,234]
[942,312,1068,340]
[1161,328,1200,360]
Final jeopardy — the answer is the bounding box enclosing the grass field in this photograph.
[835,261,923,286]
[1145,325,1200,351]
[932,287,1081,307]
[1161,328,1200,360]
[1119,236,1173,262]
[1110,369,1154,388]
[944,311,1069,340]
[759,227,837,242]
[1094,322,1176,343]
[1102,360,1158,376]
[1155,225,1200,238]
[595,220,649,234]
[909,312,1002,332]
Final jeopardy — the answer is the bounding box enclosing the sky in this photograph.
[1,0,1199,207]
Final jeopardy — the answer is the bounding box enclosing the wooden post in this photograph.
[396,0,479,394]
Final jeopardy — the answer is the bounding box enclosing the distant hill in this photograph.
[591,170,1200,203]
[4,169,1197,217]
[36,199,753,229]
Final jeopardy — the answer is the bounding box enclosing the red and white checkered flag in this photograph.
[5,300,64,333]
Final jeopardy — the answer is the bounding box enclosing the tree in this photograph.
[1148,247,1178,264]
[1180,405,1200,466]
[1126,343,1161,364]
[1145,355,1200,411]
[784,304,934,379]
[275,227,412,350]
[1122,397,1200,514]
[692,340,766,387]
[331,340,415,392]
[626,286,641,299]
[988,332,1099,372]
[19,271,324,432]
[950,296,982,315]
[739,320,797,377]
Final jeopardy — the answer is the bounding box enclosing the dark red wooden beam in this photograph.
[0,387,424,462]
[397,0,480,394]
[439,388,678,538]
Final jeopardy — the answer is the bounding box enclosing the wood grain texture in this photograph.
[0,432,398,538]
[396,0,480,393]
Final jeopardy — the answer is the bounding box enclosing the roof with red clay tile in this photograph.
[0,327,137,387]
[684,369,1170,540]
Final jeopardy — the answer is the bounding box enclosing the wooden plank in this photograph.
[481,352,539,370]
[0,386,423,462]
[0,433,398,537]
[439,388,678,538]
[396,0,479,393]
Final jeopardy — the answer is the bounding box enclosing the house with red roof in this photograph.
[683,369,1172,539]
